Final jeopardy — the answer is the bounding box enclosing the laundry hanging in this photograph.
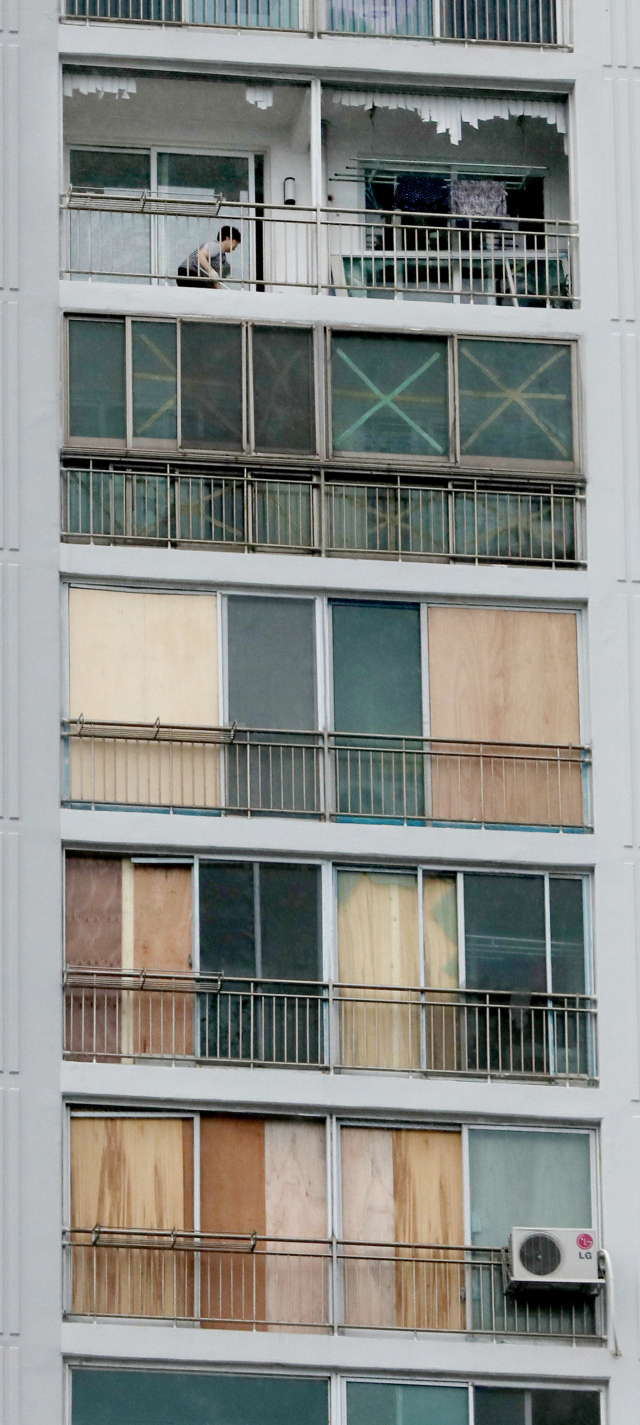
[63,71,137,99]
[332,90,568,151]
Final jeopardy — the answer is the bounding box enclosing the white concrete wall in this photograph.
[8,0,640,1420]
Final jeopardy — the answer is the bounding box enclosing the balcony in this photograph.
[61,194,577,308]
[62,0,566,44]
[61,464,585,567]
[63,969,598,1081]
[63,1228,603,1342]
[61,720,592,829]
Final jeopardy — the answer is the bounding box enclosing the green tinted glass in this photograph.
[550,878,585,993]
[474,1390,525,1425]
[253,327,315,453]
[68,319,126,440]
[72,1370,329,1425]
[70,149,150,190]
[531,1392,600,1425]
[348,1382,468,1425]
[464,874,546,992]
[181,323,243,450]
[331,334,449,456]
[158,153,249,198]
[469,1129,591,1246]
[458,340,573,463]
[332,602,422,735]
[132,322,177,441]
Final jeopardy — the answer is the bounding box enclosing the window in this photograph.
[468,1128,592,1246]
[199,861,320,980]
[71,1371,329,1425]
[227,595,316,730]
[347,1383,467,1425]
[458,339,574,469]
[331,333,449,458]
[66,321,578,470]
[66,318,316,455]
[442,0,557,43]
[464,873,586,993]
[474,1390,600,1425]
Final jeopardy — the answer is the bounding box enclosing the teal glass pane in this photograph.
[531,1392,600,1425]
[474,1390,525,1425]
[70,149,150,190]
[157,153,249,198]
[332,602,422,735]
[458,340,573,463]
[331,334,449,456]
[469,1129,592,1246]
[181,323,243,451]
[227,596,316,730]
[188,0,300,25]
[72,1370,329,1425]
[68,320,126,440]
[132,322,177,441]
[253,327,315,454]
[550,878,585,993]
[326,0,433,33]
[348,1382,467,1425]
[464,874,546,991]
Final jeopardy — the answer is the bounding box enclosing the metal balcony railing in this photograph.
[62,1228,603,1342]
[63,969,598,1082]
[60,195,578,307]
[62,0,565,45]
[61,466,585,569]
[61,721,592,829]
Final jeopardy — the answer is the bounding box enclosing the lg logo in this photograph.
[577,1232,594,1259]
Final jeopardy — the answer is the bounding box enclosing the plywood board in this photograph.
[65,855,122,968]
[392,1129,463,1331]
[337,873,421,1070]
[427,607,579,744]
[69,589,219,726]
[264,1120,327,1332]
[64,856,122,1062]
[70,1116,192,1320]
[199,1115,266,1330]
[422,877,459,1074]
[427,608,581,826]
[341,1127,395,1330]
[131,865,194,1058]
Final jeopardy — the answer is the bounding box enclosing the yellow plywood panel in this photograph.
[341,1127,395,1330]
[422,876,459,1074]
[69,589,218,726]
[264,1120,327,1332]
[338,872,421,1070]
[392,1129,464,1331]
[427,607,579,745]
[70,1116,192,1320]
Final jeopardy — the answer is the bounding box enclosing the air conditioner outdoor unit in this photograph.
[508,1228,600,1287]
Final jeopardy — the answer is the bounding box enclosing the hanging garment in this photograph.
[450,179,508,217]
[393,173,450,213]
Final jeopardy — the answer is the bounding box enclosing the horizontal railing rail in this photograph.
[60,196,578,307]
[61,721,593,829]
[62,0,566,45]
[60,466,585,568]
[62,1228,603,1341]
[63,968,598,1081]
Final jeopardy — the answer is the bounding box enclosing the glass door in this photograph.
[68,148,152,283]
[156,151,255,289]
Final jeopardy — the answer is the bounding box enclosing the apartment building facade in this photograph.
[5,0,640,1419]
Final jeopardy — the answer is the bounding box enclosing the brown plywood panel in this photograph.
[264,1120,327,1332]
[341,1127,395,1330]
[132,866,193,1058]
[428,609,581,826]
[70,1116,191,1320]
[65,855,122,1062]
[199,1115,266,1329]
[337,872,421,1071]
[392,1129,464,1332]
[69,589,218,726]
[65,855,122,968]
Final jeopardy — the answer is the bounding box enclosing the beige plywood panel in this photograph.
[131,865,194,1058]
[341,1127,395,1330]
[422,876,459,1075]
[392,1129,464,1332]
[428,609,581,826]
[69,589,218,726]
[70,1117,192,1320]
[427,607,580,744]
[338,872,421,1070]
[199,1115,266,1330]
[265,1120,327,1332]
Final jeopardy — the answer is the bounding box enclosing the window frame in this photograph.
[454,334,581,475]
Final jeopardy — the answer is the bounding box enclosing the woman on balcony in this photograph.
[177,225,242,288]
